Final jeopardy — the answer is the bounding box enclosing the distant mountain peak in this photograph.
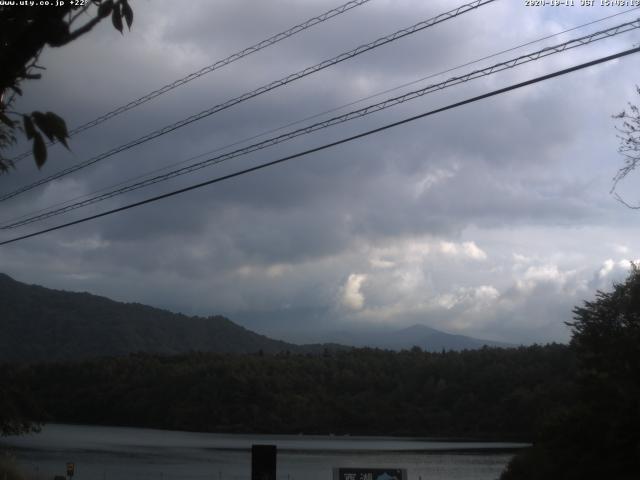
[400,324,440,334]
[322,323,511,352]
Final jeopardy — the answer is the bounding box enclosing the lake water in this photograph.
[0,424,527,480]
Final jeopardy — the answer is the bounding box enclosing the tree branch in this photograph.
[69,3,92,25]
[60,15,104,45]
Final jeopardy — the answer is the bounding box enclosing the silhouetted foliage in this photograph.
[501,266,640,479]
[612,86,640,208]
[1,344,575,439]
[0,271,578,439]
[0,364,43,436]
[0,0,133,172]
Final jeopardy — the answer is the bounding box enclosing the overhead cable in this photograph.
[2,45,639,246]
[9,5,633,229]
[4,17,639,230]
[9,0,373,164]
[0,0,496,202]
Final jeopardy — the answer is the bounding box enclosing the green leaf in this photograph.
[112,2,123,34]
[98,0,113,18]
[23,115,36,139]
[31,111,55,142]
[29,111,71,149]
[33,131,47,169]
[43,112,70,149]
[122,0,133,30]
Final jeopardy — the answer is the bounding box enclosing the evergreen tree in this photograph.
[501,266,640,479]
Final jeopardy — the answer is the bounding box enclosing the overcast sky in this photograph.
[1,0,640,344]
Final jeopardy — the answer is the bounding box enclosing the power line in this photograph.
[7,5,633,229]
[2,45,638,247]
[9,0,373,164]
[6,4,636,226]
[0,0,496,203]
[4,17,639,230]
[4,5,637,233]
[324,6,640,120]
[4,17,637,228]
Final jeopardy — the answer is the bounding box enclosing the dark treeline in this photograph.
[1,344,573,439]
[3,272,639,479]
[500,268,640,479]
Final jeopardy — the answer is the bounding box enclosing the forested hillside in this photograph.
[0,273,306,361]
[0,273,513,361]
[2,344,574,439]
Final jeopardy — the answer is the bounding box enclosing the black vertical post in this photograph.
[251,444,276,480]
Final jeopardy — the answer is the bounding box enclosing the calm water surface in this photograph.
[0,424,527,480]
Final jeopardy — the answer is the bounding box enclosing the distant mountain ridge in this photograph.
[321,324,511,351]
[0,273,509,363]
[0,273,311,362]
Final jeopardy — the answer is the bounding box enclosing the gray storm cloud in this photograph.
[1,0,639,344]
